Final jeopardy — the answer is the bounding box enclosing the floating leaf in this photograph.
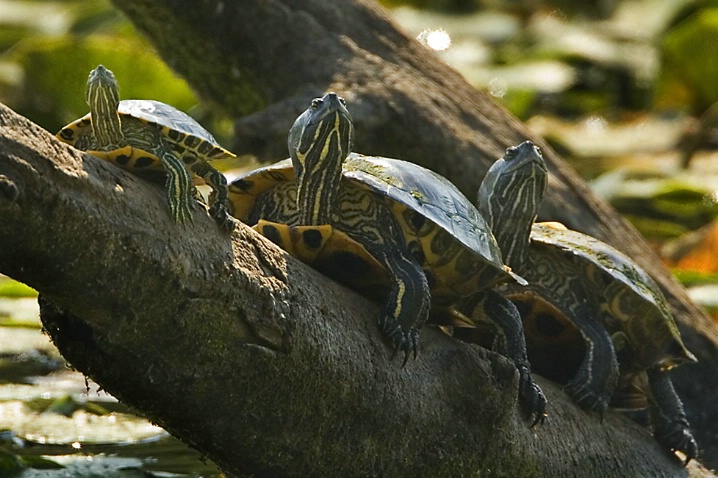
[20,454,145,477]
[0,400,164,446]
[25,395,110,418]
[528,115,686,167]
[591,168,718,238]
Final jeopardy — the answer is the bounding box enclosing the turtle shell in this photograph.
[342,155,509,273]
[529,222,694,369]
[229,153,524,290]
[57,99,234,162]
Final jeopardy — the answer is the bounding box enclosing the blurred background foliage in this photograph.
[0,0,232,145]
[3,0,718,475]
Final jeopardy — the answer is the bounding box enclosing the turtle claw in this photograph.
[565,379,610,417]
[383,320,419,366]
[517,364,547,427]
[209,201,234,231]
[654,416,698,466]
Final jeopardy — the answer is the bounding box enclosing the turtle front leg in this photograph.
[646,367,697,465]
[190,158,232,230]
[159,151,194,223]
[468,290,547,426]
[375,251,430,365]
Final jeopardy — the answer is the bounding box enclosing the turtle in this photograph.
[227,93,547,425]
[466,140,697,462]
[56,65,234,228]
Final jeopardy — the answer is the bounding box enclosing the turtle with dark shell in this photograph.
[227,93,547,425]
[57,65,233,228]
[469,140,697,462]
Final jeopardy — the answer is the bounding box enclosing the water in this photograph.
[0,282,222,477]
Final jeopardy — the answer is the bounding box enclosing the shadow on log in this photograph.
[1,103,715,476]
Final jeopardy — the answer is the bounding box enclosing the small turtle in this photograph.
[227,93,547,424]
[470,140,697,462]
[57,65,233,228]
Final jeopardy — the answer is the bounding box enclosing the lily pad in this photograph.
[528,114,687,163]
[19,454,147,478]
[590,168,718,239]
[0,401,164,445]
[0,322,52,356]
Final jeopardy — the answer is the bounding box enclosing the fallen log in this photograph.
[0,102,710,476]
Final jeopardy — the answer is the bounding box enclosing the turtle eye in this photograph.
[311,98,323,109]
[505,146,518,160]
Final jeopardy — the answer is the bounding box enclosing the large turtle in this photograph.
[227,93,547,424]
[469,140,697,461]
[57,65,233,228]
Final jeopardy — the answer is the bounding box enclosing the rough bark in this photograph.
[105,0,718,463]
[0,102,711,476]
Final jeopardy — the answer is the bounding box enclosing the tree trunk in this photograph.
[106,0,718,464]
[1,101,712,477]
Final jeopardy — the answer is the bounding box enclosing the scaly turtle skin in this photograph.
[227,93,547,425]
[472,140,697,462]
[57,65,233,228]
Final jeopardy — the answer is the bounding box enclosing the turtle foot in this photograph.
[565,379,610,417]
[654,417,698,465]
[209,201,234,231]
[646,367,697,465]
[381,320,419,366]
[517,365,547,427]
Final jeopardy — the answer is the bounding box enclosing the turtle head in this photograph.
[288,93,354,224]
[477,141,548,269]
[85,65,123,148]
[85,65,120,111]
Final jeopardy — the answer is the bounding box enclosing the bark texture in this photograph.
[106,0,718,463]
[0,102,711,476]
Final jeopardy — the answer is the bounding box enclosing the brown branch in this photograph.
[0,100,707,476]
